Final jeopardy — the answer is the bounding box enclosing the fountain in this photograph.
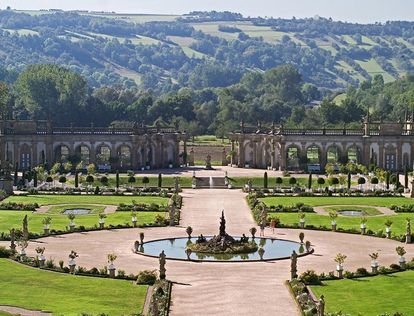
[209,176,214,188]
[186,211,257,254]
[135,211,313,262]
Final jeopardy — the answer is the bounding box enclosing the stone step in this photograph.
[195,177,227,188]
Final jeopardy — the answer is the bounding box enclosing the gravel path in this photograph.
[0,305,51,316]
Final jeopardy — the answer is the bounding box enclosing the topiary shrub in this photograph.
[136,270,157,285]
[299,270,321,285]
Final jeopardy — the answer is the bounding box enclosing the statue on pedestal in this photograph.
[159,250,166,280]
[290,250,298,280]
[205,154,213,170]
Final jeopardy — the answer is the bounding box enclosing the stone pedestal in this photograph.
[99,222,105,229]
[44,228,49,235]
[69,264,76,274]
[332,223,337,232]
[371,266,378,274]
[337,268,343,278]
[300,222,305,229]
[132,219,137,228]
[406,234,411,244]
[69,225,75,232]
[109,267,116,278]
[361,227,366,235]
[39,259,45,267]
[386,230,391,238]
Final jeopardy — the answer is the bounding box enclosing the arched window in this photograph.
[306,145,320,164]
[118,145,131,167]
[327,146,340,163]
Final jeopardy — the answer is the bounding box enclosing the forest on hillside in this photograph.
[1,10,414,93]
[2,63,414,137]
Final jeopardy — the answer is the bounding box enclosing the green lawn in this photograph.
[0,259,147,315]
[3,194,168,206]
[311,271,414,316]
[273,212,414,236]
[0,210,165,234]
[260,196,411,207]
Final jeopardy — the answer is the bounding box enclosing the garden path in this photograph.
[0,305,51,316]
[1,190,414,315]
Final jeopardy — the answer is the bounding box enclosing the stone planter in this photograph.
[336,264,343,278]
[360,224,366,235]
[132,217,137,228]
[108,263,116,278]
[69,222,75,232]
[68,259,76,273]
[39,254,46,267]
[300,219,305,228]
[331,221,337,232]
[371,260,379,273]
[99,220,105,229]
[44,225,50,235]
[399,256,406,269]
[386,227,391,238]
[406,233,411,244]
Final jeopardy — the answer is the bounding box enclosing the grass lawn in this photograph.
[324,206,382,216]
[3,195,168,206]
[0,259,147,315]
[0,211,165,234]
[273,212,414,236]
[46,204,106,215]
[260,196,411,208]
[311,271,414,316]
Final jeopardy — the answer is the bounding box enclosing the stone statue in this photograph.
[169,203,176,226]
[219,211,226,237]
[406,219,412,244]
[290,250,298,280]
[134,240,140,252]
[174,177,180,193]
[205,154,212,170]
[22,215,29,241]
[247,179,253,192]
[10,228,16,251]
[318,295,325,316]
[159,250,166,280]
[221,148,227,166]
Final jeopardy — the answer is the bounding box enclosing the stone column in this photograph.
[279,142,286,170]
[183,139,188,166]
[230,140,235,166]
[379,142,384,169]
[238,140,245,167]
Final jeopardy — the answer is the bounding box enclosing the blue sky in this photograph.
[2,0,414,23]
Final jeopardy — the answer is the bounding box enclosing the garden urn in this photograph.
[108,263,116,278]
[99,218,105,229]
[336,264,343,278]
[371,260,379,273]
[360,223,366,235]
[68,259,76,273]
[386,227,391,238]
[399,256,406,269]
[39,254,46,267]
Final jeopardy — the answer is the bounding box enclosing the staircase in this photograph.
[195,177,227,189]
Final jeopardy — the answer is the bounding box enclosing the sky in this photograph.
[1,0,414,23]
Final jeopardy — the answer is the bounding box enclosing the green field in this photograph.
[311,271,414,316]
[0,259,147,315]
[3,194,168,206]
[0,210,164,234]
[260,196,411,208]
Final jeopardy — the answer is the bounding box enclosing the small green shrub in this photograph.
[299,270,321,285]
[137,270,157,285]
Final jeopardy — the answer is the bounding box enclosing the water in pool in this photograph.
[63,208,91,215]
[137,237,310,261]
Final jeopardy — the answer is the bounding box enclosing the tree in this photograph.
[86,175,94,185]
[116,170,120,189]
[142,176,150,188]
[308,173,312,190]
[14,65,87,124]
[289,177,297,186]
[87,164,96,175]
[317,177,325,189]
[275,177,283,187]
[357,177,366,190]
[158,173,162,188]
[128,175,136,184]
[100,176,109,186]
[58,176,67,186]
[264,172,268,189]
[0,82,9,118]
[74,172,79,188]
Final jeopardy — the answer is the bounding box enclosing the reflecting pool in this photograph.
[136,236,312,262]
